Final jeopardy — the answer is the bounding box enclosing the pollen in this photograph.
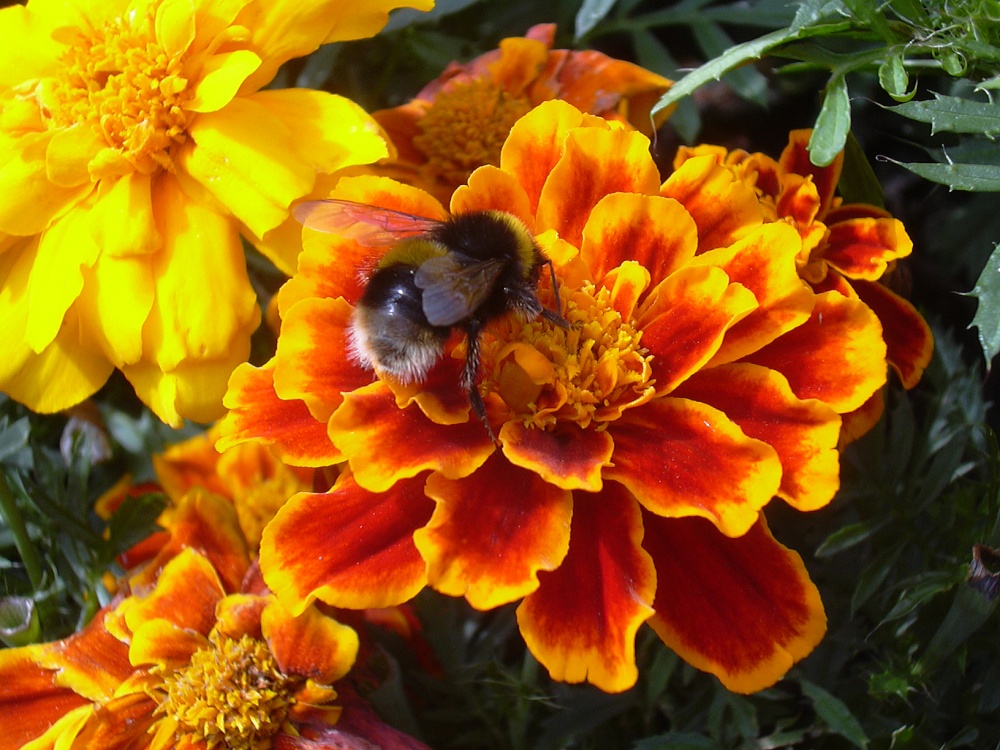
[153,631,297,750]
[487,283,656,430]
[37,10,191,174]
[413,79,532,186]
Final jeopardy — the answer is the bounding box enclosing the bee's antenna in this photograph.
[540,260,571,330]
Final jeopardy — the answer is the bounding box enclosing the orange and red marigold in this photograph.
[220,100,914,694]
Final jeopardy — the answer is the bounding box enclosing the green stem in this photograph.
[0,472,44,591]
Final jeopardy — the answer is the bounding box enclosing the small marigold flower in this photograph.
[675,130,934,401]
[0,0,431,426]
[221,101,892,693]
[0,494,362,750]
[368,23,671,201]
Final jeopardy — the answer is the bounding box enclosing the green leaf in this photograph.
[790,0,847,31]
[883,158,1000,191]
[808,74,851,167]
[889,94,1000,137]
[838,130,885,207]
[650,20,852,119]
[800,680,869,748]
[100,492,167,562]
[816,520,881,557]
[841,0,891,37]
[691,21,769,107]
[575,0,619,38]
[969,242,1000,362]
[878,51,914,102]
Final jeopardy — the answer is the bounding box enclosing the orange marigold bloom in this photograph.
[368,23,671,201]
[221,101,892,694]
[0,494,361,750]
[675,129,933,398]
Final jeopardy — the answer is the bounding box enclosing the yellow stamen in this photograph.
[36,10,191,174]
[413,79,532,186]
[485,283,656,430]
[153,631,297,750]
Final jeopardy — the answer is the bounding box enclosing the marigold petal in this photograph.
[182,98,312,238]
[154,0,195,57]
[639,266,757,394]
[219,360,342,467]
[0,133,92,235]
[451,165,533,229]
[274,297,374,421]
[692,223,815,365]
[852,279,932,389]
[328,382,495,492]
[0,647,90,750]
[516,484,655,693]
[606,398,781,537]
[35,608,133,702]
[45,123,105,187]
[823,216,913,280]
[500,421,613,492]
[259,473,433,612]
[745,291,888,413]
[414,454,572,609]
[90,172,161,257]
[537,126,661,248]
[387,353,477,425]
[674,363,841,511]
[644,513,826,693]
[120,548,225,638]
[581,193,697,285]
[661,155,764,252]
[145,174,258,371]
[184,49,260,113]
[67,692,158,750]
[780,129,841,217]
[0,5,62,88]
[26,207,98,352]
[262,599,359,683]
[129,618,208,670]
[500,100,590,217]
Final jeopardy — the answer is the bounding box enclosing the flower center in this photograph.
[39,9,191,173]
[413,79,532,186]
[485,283,656,430]
[155,631,297,750]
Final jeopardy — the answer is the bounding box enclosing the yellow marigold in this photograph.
[0,0,432,426]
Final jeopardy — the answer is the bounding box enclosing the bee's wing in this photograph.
[414,254,507,327]
[293,199,443,246]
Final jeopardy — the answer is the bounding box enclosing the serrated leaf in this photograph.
[651,21,852,118]
[889,94,1000,137]
[808,74,851,166]
[691,21,769,107]
[790,0,846,31]
[800,680,869,748]
[100,493,167,561]
[969,242,1000,362]
[575,0,619,38]
[884,158,1000,191]
[842,0,890,37]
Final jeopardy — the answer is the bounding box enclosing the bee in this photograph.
[294,198,568,442]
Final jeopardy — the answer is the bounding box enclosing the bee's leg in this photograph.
[461,322,498,445]
[542,260,570,329]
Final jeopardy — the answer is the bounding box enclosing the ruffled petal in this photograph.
[852,279,932,389]
[692,223,815,366]
[219,360,342,467]
[745,291,888,414]
[187,50,261,113]
[638,266,758,395]
[537,126,661,248]
[273,296,375,422]
[605,398,781,537]
[516,484,655,693]
[66,692,158,750]
[259,473,433,612]
[500,420,613,492]
[822,215,912,280]
[644,513,826,694]
[181,97,313,238]
[581,193,697,285]
[328,382,495,493]
[76,253,154,369]
[35,608,133,702]
[779,129,841,218]
[262,599,359,683]
[0,646,89,750]
[673,363,841,511]
[661,155,764,252]
[128,618,208,670]
[451,165,534,230]
[414,453,573,609]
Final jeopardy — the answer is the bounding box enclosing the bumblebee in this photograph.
[294,199,568,441]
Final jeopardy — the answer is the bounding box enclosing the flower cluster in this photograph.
[221,99,914,693]
[0,0,429,426]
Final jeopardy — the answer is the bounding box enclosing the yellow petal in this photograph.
[154,0,196,58]
[77,252,154,366]
[187,49,262,113]
[45,124,105,188]
[90,173,161,257]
